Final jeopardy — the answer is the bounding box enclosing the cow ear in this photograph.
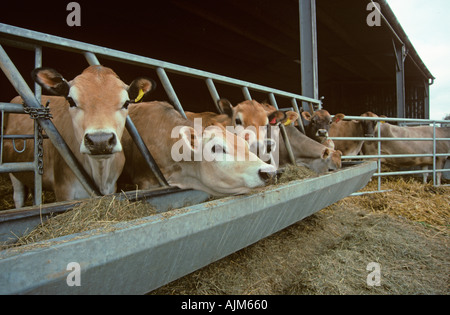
[284,111,299,126]
[301,111,313,122]
[321,148,331,160]
[218,99,234,117]
[332,113,345,123]
[128,77,156,103]
[32,67,70,97]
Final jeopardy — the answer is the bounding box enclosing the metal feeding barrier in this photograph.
[0,23,322,206]
[0,23,378,294]
[328,115,450,195]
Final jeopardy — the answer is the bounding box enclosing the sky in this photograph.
[386,0,450,120]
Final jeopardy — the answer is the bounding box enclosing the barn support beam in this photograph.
[299,0,319,114]
[424,80,430,119]
[393,39,406,118]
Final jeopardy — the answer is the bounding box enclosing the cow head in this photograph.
[218,99,272,152]
[32,66,155,157]
[360,112,379,137]
[301,109,332,142]
[172,124,277,196]
[332,111,379,137]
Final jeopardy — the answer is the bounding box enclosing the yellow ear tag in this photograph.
[380,121,386,124]
[134,89,145,103]
[283,118,292,126]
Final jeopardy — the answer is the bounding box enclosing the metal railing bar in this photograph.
[242,87,252,101]
[337,115,450,124]
[0,102,26,113]
[125,116,169,187]
[0,44,101,197]
[33,45,42,206]
[268,93,296,165]
[0,24,321,105]
[156,67,187,119]
[0,162,34,172]
[205,78,223,114]
[341,153,449,160]
[290,98,305,134]
[84,51,100,66]
[329,137,450,142]
[373,168,450,177]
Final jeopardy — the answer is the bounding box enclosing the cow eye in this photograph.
[122,100,131,110]
[211,144,226,154]
[67,97,77,108]
[235,118,242,125]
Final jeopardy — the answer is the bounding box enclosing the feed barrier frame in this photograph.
[0,23,321,208]
[328,115,450,194]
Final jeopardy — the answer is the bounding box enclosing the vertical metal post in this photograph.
[205,78,223,113]
[0,44,101,197]
[299,0,319,114]
[393,40,406,118]
[377,121,382,192]
[423,80,430,119]
[33,45,42,206]
[125,116,169,187]
[84,51,101,66]
[242,87,252,101]
[291,98,306,134]
[269,93,296,166]
[432,121,437,186]
[156,67,187,119]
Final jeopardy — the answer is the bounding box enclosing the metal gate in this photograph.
[0,23,321,208]
[328,115,450,194]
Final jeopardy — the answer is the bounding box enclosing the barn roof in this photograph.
[0,0,434,116]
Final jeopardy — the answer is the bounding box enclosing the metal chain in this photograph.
[21,100,51,174]
[22,100,53,120]
[37,123,44,175]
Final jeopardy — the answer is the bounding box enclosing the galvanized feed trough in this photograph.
[0,161,376,294]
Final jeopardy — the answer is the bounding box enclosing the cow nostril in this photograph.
[108,134,117,147]
[258,168,276,182]
[85,134,94,146]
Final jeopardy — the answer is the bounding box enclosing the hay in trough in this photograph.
[276,164,317,184]
[8,195,157,248]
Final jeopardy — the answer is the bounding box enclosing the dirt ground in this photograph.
[150,180,449,295]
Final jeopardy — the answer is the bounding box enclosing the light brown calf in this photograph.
[329,112,379,156]
[120,101,277,196]
[4,65,154,207]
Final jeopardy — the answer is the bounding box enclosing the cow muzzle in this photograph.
[316,129,329,137]
[258,165,277,183]
[83,132,119,156]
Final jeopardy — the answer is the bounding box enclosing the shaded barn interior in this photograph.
[0,0,433,117]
